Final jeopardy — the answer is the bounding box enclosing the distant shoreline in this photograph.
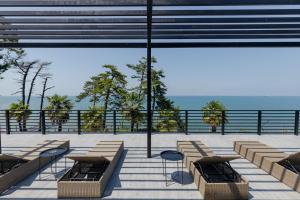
[1,95,300,110]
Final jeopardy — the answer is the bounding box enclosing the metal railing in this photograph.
[0,110,299,135]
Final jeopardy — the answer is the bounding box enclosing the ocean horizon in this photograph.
[1,95,300,110]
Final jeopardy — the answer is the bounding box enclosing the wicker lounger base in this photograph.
[0,140,70,194]
[58,141,124,198]
[234,141,300,193]
[178,141,248,200]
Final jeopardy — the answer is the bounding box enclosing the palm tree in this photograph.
[45,95,73,132]
[9,101,32,132]
[122,92,144,132]
[202,101,227,133]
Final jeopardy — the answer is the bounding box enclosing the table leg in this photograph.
[177,160,179,179]
[50,156,53,173]
[165,160,167,186]
[161,158,164,176]
[55,155,57,174]
[38,157,41,180]
[64,157,67,173]
[181,160,183,184]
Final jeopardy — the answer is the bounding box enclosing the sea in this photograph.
[1,96,300,134]
[1,96,300,110]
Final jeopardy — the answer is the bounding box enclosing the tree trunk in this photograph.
[58,123,62,132]
[21,69,28,105]
[20,63,33,132]
[130,117,134,132]
[138,71,145,100]
[18,122,22,132]
[39,78,48,131]
[21,62,33,105]
[22,119,27,132]
[103,90,110,130]
[93,97,96,107]
[27,64,43,105]
[211,125,217,133]
[151,89,156,130]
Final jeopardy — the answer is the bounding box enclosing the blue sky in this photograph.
[1,47,300,96]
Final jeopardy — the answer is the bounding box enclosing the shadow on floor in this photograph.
[1,149,75,196]
[103,149,128,197]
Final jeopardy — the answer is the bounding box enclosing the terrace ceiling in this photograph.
[2,0,300,48]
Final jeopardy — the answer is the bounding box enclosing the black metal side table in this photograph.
[160,150,184,186]
[39,147,68,180]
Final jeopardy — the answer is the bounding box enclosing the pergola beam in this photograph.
[2,0,300,158]
[3,9,300,16]
[0,42,147,48]
[3,24,300,30]
[2,42,300,48]
[3,30,300,35]
[3,17,300,24]
[2,0,300,7]
[3,34,300,40]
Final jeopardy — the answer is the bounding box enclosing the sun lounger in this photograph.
[234,141,300,192]
[57,141,124,198]
[0,140,70,194]
[177,141,249,200]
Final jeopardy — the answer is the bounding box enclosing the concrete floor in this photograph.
[0,133,300,200]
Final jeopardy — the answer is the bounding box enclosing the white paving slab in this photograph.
[0,133,299,200]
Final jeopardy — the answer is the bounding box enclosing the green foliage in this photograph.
[77,65,127,129]
[156,105,185,132]
[127,57,156,100]
[45,94,73,132]
[122,92,145,132]
[150,69,168,110]
[77,65,127,107]
[82,106,104,132]
[202,101,228,133]
[157,110,178,132]
[9,101,32,132]
[127,57,172,111]
[127,57,186,132]
[76,75,101,106]
[9,101,32,123]
[78,57,185,133]
[0,47,25,79]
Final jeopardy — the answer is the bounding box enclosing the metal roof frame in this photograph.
[1,0,300,47]
[2,0,300,157]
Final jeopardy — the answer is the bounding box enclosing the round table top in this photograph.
[160,150,184,161]
[39,148,67,158]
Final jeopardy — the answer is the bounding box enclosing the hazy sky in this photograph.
[1,47,300,96]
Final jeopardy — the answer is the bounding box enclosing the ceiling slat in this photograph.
[3,34,300,39]
[0,0,147,7]
[3,29,300,35]
[2,9,300,16]
[1,0,300,7]
[2,42,300,48]
[3,17,300,24]
[3,24,300,30]
[2,0,300,48]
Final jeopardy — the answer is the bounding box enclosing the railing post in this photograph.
[185,110,188,135]
[41,110,46,135]
[113,110,117,135]
[5,110,10,135]
[77,110,81,135]
[257,110,262,135]
[294,110,299,136]
[221,110,225,135]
